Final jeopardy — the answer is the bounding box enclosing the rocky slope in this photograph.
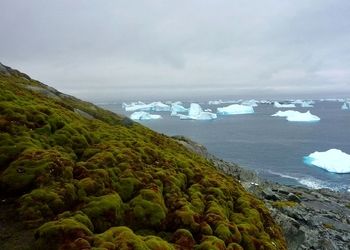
[0,64,286,250]
[175,136,350,250]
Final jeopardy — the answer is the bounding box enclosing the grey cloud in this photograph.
[1,0,350,101]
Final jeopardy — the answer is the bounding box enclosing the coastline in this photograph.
[174,136,350,250]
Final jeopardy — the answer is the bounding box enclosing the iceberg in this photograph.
[179,103,217,120]
[208,99,241,105]
[130,111,162,120]
[272,110,320,122]
[171,103,188,113]
[286,111,320,122]
[272,110,300,117]
[217,104,254,115]
[304,149,350,173]
[188,103,203,117]
[149,101,171,112]
[241,99,258,107]
[273,102,296,108]
[124,101,170,112]
[124,102,152,112]
[301,101,314,108]
[341,102,349,110]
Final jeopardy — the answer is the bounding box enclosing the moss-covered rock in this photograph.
[82,193,124,232]
[128,188,168,229]
[0,66,287,250]
[34,216,93,250]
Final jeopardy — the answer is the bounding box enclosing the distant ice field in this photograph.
[101,101,350,192]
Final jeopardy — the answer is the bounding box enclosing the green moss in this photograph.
[227,243,244,250]
[115,176,142,201]
[214,222,241,245]
[18,188,65,226]
[323,223,334,229]
[144,236,175,250]
[272,201,298,209]
[34,217,93,250]
[82,193,124,232]
[196,236,226,250]
[0,68,287,250]
[128,188,167,228]
[172,228,195,249]
[93,226,174,250]
[0,149,74,193]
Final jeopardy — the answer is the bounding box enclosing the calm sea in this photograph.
[100,101,350,192]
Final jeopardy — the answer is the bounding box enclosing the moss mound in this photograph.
[0,64,286,249]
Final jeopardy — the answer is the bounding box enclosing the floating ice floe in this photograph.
[180,103,217,120]
[304,149,350,173]
[217,104,254,115]
[124,101,170,112]
[130,111,162,120]
[273,102,296,108]
[272,110,320,122]
[341,102,349,110]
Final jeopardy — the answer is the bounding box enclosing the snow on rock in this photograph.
[274,102,296,108]
[304,149,350,173]
[217,104,254,115]
[130,111,162,120]
[272,110,320,122]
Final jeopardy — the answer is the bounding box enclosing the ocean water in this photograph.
[100,101,350,192]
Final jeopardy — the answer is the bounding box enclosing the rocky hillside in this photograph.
[0,64,286,249]
[175,137,350,250]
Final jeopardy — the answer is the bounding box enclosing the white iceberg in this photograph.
[124,102,152,112]
[188,103,203,117]
[130,111,162,120]
[208,100,223,105]
[341,102,349,110]
[124,101,170,112]
[304,149,350,173]
[272,110,300,117]
[149,101,171,111]
[179,103,217,120]
[301,101,314,108]
[208,99,241,105]
[274,102,296,108]
[171,103,188,113]
[272,110,320,122]
[241,99,258,107]
[286,111,320,122]
[217,104,254,115]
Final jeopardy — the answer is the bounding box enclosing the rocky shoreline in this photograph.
[174,136,350,250]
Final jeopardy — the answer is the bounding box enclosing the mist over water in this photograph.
[101,100,350,192]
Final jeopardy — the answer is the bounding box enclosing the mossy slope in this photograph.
[0,64,286,249]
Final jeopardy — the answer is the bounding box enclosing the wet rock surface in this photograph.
[175,136,350,250]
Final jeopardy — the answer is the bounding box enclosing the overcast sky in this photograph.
[1,0,350,101]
